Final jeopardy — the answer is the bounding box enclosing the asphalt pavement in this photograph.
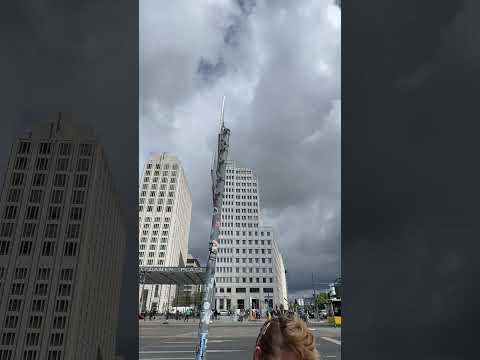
[139,318,341,360]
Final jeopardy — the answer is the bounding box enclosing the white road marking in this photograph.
[321,336,341,345]
[140,349,244,354]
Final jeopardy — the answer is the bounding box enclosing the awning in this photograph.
[139,266,207,285]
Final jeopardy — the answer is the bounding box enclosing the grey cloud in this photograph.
[140,0,340,295]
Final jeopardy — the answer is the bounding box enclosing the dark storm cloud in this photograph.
[140,0,340,294]
[1,2,138,358]
[344,0,480,358]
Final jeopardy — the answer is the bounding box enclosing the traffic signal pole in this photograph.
[194,97,230,360]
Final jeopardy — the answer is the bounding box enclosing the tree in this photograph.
[316,292,329,310]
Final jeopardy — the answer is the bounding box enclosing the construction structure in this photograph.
[194,97,230,360]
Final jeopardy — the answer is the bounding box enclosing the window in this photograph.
[52,316,66,329]
[19,241,33,255]
[37,268,51,280]
[4,315,19,328]
[56,158,69,171]
[79,143,93,156]
[25,206,39,220]
[4,206,17,220]
[31,300,46,312]
[22,223,37,237]
[11,283,25,295]
[53,174,67,187]
[69,207,82,221]
[74,174,88,188]
[77,158,90,171]
[55,299,69,312]
[50,333,64,346]
[235,288,246,293]
[34,283,48,296]
[50,189,63,204]
[29,189,42,203]
[0,241,11,255]
[59,142,72,156]
[8,299,22,312]
[28,316,42,329]
[60,268,73,281]
[39,142,52,155]
[35,157,49,170]
[32,173,46,186]
[26,333,40,346]
[48,206,61,220]
[72,190,85,204]
[66,224,80,239]
[7,189,22,202]
[1,332,15,346]
[48,351,62,360]
[18,141,31,154]
[41,241,55,256]
[64,242,78,256]
[11,172,25,186]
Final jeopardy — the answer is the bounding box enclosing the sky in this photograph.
[140,0,341,297]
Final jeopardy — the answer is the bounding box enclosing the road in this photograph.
[139,318,341,360]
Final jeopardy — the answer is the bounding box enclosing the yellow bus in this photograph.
[327,298,341,327]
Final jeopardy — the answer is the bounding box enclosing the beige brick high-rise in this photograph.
[0,117,126,360]
[138,153,192,313]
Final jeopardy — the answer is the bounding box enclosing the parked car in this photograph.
[219,310,229,316]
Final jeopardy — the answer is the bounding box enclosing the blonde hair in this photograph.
[255,316,320,360]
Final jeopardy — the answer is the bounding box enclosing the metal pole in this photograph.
[195,97,230,360]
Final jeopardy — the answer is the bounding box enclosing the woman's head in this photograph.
[253,316,320,360]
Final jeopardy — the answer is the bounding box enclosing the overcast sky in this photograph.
[140,0,340,297]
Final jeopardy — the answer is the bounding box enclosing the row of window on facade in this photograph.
[139,236,168,244]
[216,266,274,274]
[6,187,86,207]
[10,171,89,189]
[215,287,274,294]
[139,205,173,213]
[145,162,178,170]
[217,257,272,264]
[215,276,274,284]
[218,238,272,245]
[217,248,272,255]
[0,349,63,360]
[0,239,81,257]
[224,188,257,194]
[139,259,164,266]
[17,141,93,157]
[140,228,169,236]
[14,154,91,173]
[139,197,174,207]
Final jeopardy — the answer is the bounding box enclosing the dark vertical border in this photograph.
[0,1,138,359]
[343,0,480,359]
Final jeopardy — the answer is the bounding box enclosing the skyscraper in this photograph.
[138,153,192,313]
[0,116,126,360]
[214,160,288,312]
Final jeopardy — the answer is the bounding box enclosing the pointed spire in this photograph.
[220,95,226,129]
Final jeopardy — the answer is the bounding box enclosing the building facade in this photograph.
[138,153,192,313]
[183,254,202,297]
[0,117,126,360]
[214,160,288,312]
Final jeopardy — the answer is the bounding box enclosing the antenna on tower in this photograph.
[220,95,226,129]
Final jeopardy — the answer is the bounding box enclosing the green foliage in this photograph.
[316,292,329,309]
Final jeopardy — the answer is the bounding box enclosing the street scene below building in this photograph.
[140,317,341,360]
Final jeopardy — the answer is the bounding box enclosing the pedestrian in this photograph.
[148,310,153,321]
[253,316,320,360]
